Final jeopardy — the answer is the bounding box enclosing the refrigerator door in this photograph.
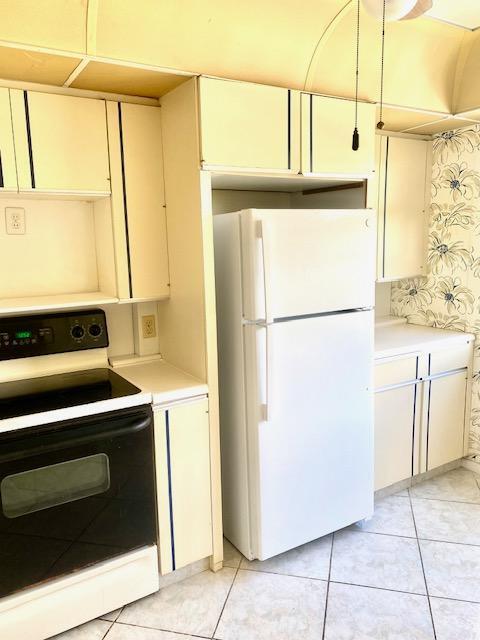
[244,309,374,560]
[241,209,376,322]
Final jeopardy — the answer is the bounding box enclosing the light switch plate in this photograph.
[5,207,26,235]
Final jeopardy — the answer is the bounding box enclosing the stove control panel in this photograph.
[0,309,108,361]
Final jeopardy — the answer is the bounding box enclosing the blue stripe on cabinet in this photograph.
[165,410,176,570]
[287,90,291,170]
[23,91,35,188]
[411,383,417,476]
[117,102,134,298]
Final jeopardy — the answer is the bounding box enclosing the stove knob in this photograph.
[88,323,102,338]
[71,325,85,340]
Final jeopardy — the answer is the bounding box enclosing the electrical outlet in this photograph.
[5,207,26,235]
[142,314,157,339]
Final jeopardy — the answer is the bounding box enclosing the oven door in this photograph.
[0,405,157,599]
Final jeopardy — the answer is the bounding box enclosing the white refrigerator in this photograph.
[214,208,375,561]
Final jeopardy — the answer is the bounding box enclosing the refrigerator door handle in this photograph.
[258,220,273,324]
[261,324,273,422]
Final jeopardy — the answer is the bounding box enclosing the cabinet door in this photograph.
[0,89,18,191]
[199,77,297,172]
[155,399,212,574]
[379,136,428,280]
[11,90,110,193]
[427,371,467,470]
[120,103,170,300]
[375,384,418,490]
[303,94,376,176]
[106,102,170,300]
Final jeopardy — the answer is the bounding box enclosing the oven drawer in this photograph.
[0,405,157,599]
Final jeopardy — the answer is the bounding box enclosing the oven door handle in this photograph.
[0,414,151,463]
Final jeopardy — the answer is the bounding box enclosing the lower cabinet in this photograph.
[154,398,213,574]
[374,383,418,491]
[374,349,471,491]
[426,371,467,470]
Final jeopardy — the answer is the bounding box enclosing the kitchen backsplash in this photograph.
[391,124,480,456]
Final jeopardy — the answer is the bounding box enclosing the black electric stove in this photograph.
[0,310,156,600]
[0,368,141,420]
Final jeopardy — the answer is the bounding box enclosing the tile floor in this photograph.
[54,467,480,640]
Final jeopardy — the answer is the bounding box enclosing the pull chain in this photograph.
[352,0,360,150]
[377,0,386,129]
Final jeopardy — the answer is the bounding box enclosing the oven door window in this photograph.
[1,453,110,519]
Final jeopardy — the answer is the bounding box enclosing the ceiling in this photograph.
[0,1,479,135]
[426,0,480,30]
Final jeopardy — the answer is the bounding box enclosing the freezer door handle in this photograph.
[257,219,273,324]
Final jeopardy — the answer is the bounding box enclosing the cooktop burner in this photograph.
[0,368,141,420]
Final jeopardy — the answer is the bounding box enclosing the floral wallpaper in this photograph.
[391,124,480,456]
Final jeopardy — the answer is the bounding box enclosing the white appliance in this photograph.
[214,208,375,561]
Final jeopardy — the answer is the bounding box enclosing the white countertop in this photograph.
[111,357,208,407]
[375,316,475,360]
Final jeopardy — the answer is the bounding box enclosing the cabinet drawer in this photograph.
[375,356,418,389]
[429,343,472,376]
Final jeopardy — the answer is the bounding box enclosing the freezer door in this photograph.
[241,209,376,322]
[244,310,374,560]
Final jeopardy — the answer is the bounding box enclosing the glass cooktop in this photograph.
[0,368,141,420]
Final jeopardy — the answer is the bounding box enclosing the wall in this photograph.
[375,282,392,317]
[0,198,98,298]
[391,123,480,456]
[212,190,291,214]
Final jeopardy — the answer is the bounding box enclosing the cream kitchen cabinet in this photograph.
[377,136,430,281]
[154,398,213,574]
[425,370,467,470]
[107,102,170,301]
[10,89,110,194]
[375,382,419,491]
[199,76,299,173]
[374,343,472,491]
[301,93,376,176]
[0,88,18,191]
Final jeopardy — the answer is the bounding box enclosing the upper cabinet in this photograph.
[10,90,111,195]
[0,89,18,192]
[198,77,300,173]
[377,135,430,281]
[301,94,376,177]
[107,101,170,301]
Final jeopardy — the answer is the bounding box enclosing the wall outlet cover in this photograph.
[142,314,157,339]
[5,207,26,235]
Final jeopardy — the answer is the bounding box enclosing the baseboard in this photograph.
[375,458,463,499]
[462,455,480,475]
[158,557,210,590]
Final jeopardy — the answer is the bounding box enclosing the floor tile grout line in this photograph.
[409,495,480,506]
[409,489,437,640]
[347,527,480,548]
[113,618,211,639]
[101,620,116,640]
[210,564,241,639]
[321,531,335,640]
[329,579,426,599]
[238,566,329,581]
[100,606,124,624]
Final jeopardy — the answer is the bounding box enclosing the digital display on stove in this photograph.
[15,331,32,339]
